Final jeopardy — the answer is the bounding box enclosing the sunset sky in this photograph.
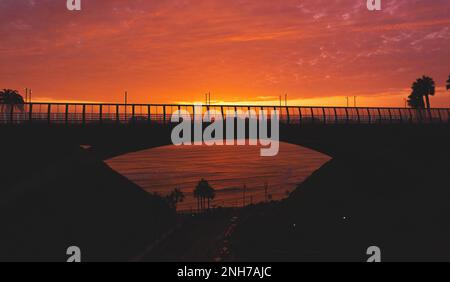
[0,0,449,107]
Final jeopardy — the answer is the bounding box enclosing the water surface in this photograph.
[106,142,331,211]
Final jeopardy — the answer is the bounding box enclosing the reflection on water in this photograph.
[106,142,331,211]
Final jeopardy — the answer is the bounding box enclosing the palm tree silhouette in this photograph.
[205,185,216,210]
[407,76,436,109]
[166,188,185,210]
[194,179,214,212]
[446,75,450,91]
[0,89,25,122]
[408,80,425,109]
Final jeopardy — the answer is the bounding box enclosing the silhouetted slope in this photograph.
[0,145,175,262]
[232,126,450,261]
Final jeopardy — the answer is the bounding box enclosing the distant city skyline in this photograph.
[1,0,449,107]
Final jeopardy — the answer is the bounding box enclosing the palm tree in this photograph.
[421,76,436,109]
[193,179,214,212]
[205,185,216,210]
[408,76,435,109]
[408,80,425,109]
[0,89,25,122]
[166,188,185,210]
[446,75,450,91]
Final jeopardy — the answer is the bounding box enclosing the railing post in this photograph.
[333,108,338,124]
[29,103,33,123]
[9,104,14,124]
[99,104,103,124]
[298,107,302,125]
[437,109,442,124]
[388,108,393,123]
[367,108,372,124]
[377,108,382,124]
[398,109,403,124]
[47,104,51,124]
[322,107,326,124]
[221,106,224,118]
[82,104,86,125]
[132,105,135,124]
[148,105,151,123]
[356,108,360,124]
[163,105,166,124]
[116,105,120,124]
[286,107,290,125]
[65,104,69,125]
[345,108,349,124]
[310,108,314,124]
[408,108,413,124]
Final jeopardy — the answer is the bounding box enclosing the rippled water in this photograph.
[106,142,331,211]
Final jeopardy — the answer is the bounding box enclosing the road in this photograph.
[141,209,240,262]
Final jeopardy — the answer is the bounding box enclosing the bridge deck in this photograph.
[1,102,449,125]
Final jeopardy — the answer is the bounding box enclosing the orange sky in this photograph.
[1,0,449,107]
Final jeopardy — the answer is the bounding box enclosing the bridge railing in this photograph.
[0,103,449,125]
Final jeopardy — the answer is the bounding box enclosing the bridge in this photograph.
[1,102,450,125]
[2,102,450,261]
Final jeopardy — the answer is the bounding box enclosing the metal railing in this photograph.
[1,102,449,125]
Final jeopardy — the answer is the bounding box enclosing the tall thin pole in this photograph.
[346,96,349,107]
[29,89,32,103]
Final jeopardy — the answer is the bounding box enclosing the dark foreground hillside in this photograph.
[0,138,175,262]
[231,125,450,261]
